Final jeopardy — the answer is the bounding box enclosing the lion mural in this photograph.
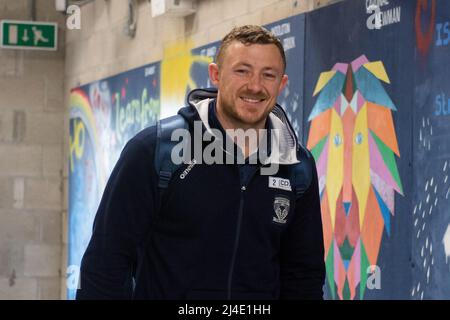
[307,55,403,299]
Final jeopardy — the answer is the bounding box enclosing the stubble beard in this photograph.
[217,94,273,130]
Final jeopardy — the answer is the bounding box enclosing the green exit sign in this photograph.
[1,20,57,51]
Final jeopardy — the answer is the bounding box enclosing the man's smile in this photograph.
[240,95,267,104]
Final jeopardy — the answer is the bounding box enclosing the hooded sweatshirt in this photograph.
[76,89,325,300]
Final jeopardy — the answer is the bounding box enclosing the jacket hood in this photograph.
[179,88,301,165]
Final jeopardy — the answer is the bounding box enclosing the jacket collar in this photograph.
[186,89,300,165]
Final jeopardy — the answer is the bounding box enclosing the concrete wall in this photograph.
[0,0,65,299]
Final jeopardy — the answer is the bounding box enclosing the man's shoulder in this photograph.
[297,144,314,163]
[285,144,317,197]
[128,124,158,150]
[119,114,189,168]
[118,124,158,166]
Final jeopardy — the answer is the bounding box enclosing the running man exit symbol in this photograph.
[1,20,57,50]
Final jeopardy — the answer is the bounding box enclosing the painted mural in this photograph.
[307,56,403,300]
[412,0,450,300]
[190,41,219,89]
[160,40,212,118]
[304,0,415,299]
[68,63,160,299]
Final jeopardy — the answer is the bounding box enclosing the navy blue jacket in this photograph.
[76,89,325,300]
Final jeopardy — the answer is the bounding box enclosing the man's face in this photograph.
[208,41,288,130]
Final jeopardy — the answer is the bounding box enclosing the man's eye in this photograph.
[235,69,248,74]
[264,73,276,79]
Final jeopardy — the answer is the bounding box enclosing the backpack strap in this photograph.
[132,114,189,298]
[155,114,189,190]
[290,145,314,199]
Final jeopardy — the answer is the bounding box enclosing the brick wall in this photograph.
[0,0,66,299]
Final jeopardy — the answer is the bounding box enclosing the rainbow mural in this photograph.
[68,64,160,299]
[307,55,404,299]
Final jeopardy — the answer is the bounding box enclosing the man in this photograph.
[77,25,325,300]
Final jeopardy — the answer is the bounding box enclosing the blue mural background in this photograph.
[412,0,450,300]
[68,63,160,299]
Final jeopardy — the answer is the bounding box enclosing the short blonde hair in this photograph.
[216,25,286,72]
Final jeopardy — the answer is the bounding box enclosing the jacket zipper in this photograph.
[226,161,262,299]
[227,184,246,300]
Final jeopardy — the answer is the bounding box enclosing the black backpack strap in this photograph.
[290,146,314,199]
[132,114,189,298]
[155,114,189,190]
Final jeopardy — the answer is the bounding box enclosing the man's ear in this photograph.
[278,74,289,93]
[208,63,220,87]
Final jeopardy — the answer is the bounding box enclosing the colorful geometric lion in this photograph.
[306,55,403,300]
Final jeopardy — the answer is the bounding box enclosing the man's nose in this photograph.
[246,74,263,93]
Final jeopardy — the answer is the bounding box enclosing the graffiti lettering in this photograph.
[435,93,450,116]
[270,23,291,37]
[114,88,159,144]
[141,89,160,127]
[117,96,140,135]
[144,66,155,77]
[69,119,85,172]
[367,5,401,30]
[436,21,450,47]
[200,46,217,58]
[366,0,389,12]
[283,36,296,51]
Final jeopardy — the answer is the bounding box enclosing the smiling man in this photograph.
[77,25,325,300]
[211,35,288,131]
[209,32,289,160]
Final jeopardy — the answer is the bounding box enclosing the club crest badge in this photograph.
[273,196,290,224]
